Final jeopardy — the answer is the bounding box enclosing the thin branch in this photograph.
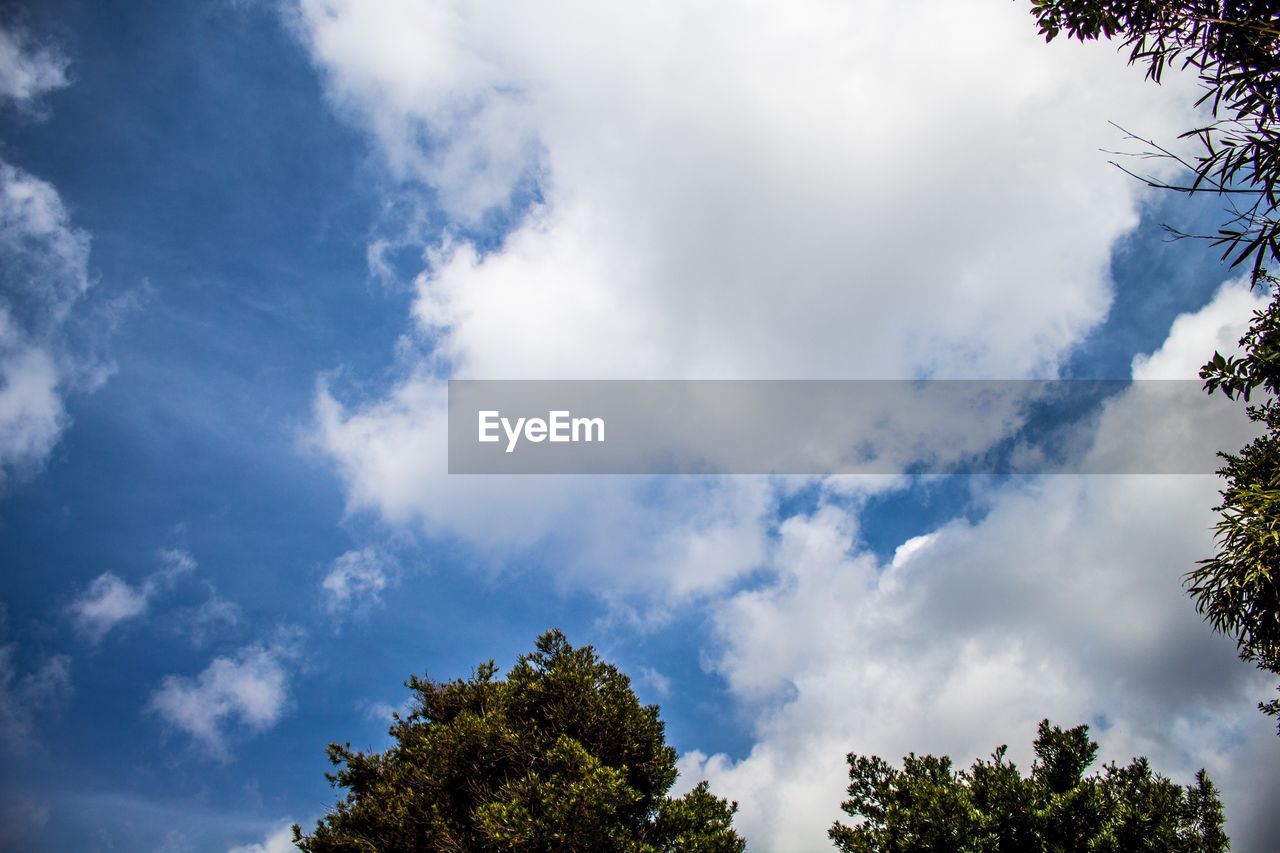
[1108,159,1264,193]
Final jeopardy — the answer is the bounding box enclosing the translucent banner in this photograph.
[447,380,1258,475]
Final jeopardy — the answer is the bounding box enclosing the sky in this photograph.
[0,0,1278,850]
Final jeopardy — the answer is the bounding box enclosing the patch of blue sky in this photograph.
[1066,186,1242,379]
[0,0,461,845]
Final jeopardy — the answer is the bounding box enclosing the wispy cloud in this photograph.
[0,23,68,109]
[0,312,64,482]
[0,22,109,488]
[320,547,398,617]
[68,548,197,643]
[360,695,414,724]
[636,666,671,700]
[67,574,149,644]
[0,640,71,754]
[0,159,90,317]
[177,584,243,647]
[226,821,297,853]
[148,631,301,760]
[0,793,51,849]
[0,160,94,486]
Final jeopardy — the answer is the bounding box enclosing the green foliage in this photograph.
[829,720,1228,852]
[1196,273,1280,725]
[1028,0,1280,730]
[294,630,745,852]
[1031,0,1280,276]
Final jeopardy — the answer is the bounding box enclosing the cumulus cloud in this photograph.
[288,3,1280,847]
[315,378,776,604]
[68,548,197,643]
[293,0,1202,381]
[0,23,68,108]
[1131,276,1266,380]
[226,822,297,853]
[148,635,300,760]
[678,284,1280,851]
[294,0,1212,607]
[320,547,398,616]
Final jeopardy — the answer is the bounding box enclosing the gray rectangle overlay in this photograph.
[447,380,1259,475]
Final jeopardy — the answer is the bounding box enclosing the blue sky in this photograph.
[1,1,1278,851]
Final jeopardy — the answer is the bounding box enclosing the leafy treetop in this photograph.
[1032,0,1280,275]
[829,719,1228,852]
[295,630,745,853]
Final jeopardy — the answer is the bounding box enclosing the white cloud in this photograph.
[288,4,1280,848]
[148,637,298,759]
[68,548,198,643]
[291,0,539,223]
[320,547,397,616]
[227,822,297,853]
[1131,276,1266,380]
[361,695,414,724]
[293,0,1201,381]
[0,159,90,316]
[0,24,109,488]
[0,642,71,753]
[1084,278,1268,477]
[0,24,68,108]
[679,284,1280,851]
[636,665,671,700]
[0,155,99,487]
[151,830,196,853]
[0,155,93,488]
[294,0,1212,605]
[180,586,243,646]
[156,547,197,577]
[68,573,149,643]
[314,378,776,605]
[0,311,64,481]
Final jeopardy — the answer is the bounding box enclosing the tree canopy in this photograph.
[829,719,1228,852]
[1030,0,1280,730]
[1195,274,1280,723]
[294,630,744,852]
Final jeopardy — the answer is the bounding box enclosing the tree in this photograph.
[293,630,745,852]
[1029,0,1280,728]
[1031,0,1280,276]
[1195,274,1280,724]
[829,719,1228,852]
